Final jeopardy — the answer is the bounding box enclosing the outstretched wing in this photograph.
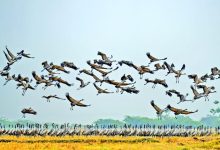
[170,89,180,95]
[66,93,78,103]
[188,74,197,79]
[3,51,11,62]
[163,61,173,72]
[146,52,157,61]
[98,51,108,61]
[197,85,206,89]
[190,85,200,96]
[181,64,185,72]
[180,109,198,114]
[54,95,65,100]
[76,77,84,85]
[6,46,16,59]
[93,83,102,91]
[167,105,182,113]
[151,100,162,112]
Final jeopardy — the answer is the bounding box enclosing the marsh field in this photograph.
[0,135,220,150]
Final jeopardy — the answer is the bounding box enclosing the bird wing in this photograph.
[163,62,172,72]
[66,94,78,104]
[28,84,35,90]
[188,74,197,79]
[6,46,16,59]
[93,83,102,91]
[151,101,162,112]
[121,74,127,80]
[54,96,65,100]
[146,53,157,61]
[167,105,182,113]
[76,77,84,85]
[181,64,185,72]
[98,51,108,61]
[76,102,90,107]
[170,65,178,74]
[3,51,11,62]
[32,72,42,81]
[166,91,173,97]
[197,85,206,89]
[180,109,198,114]
[191,85,200,96]
[170,89,180,95]
[127,75,134,82]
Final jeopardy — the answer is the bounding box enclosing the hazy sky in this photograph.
[0,0,220,124]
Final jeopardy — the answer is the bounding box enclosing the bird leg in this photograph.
[205,96,209,101]
[22,89,27,96]
[140,74,143,79]
[34,84,39,88]
[152,84,156,88]
[3,80,9,86]
[77,87,82,90]
[120,90,124,94]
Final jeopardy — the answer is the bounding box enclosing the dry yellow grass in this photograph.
[0,135,220,150]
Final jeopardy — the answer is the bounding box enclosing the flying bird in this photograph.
[117,60,134,67]
[50,62,70,74]
[197,85,216,101]
[87,60,112,70]
[93,83,114,95]
[167,105,198,118]
[17,50,34,58]
[146,52,167,65]
[153,63,166,71]
[61,61,79,70]
[42,95,65,102]
[131,64,154,79]
[65,93,90,110]
[210,67,220,79]
[166,89,193,104]
[150,100,167,120]
[5,46,22,62]
[49,76,74,87]
[3,51,16,66]
[76,77,90,90]
[103,78,136,92]
[188,74,206,87]
[16,81,35,96]
[171,64,186,83]
[21,107,37,118]
[2,72,15,86]
[190,85,205,101]
[120,86,139,94]
[163,61,175,76]
[144,78,168,88]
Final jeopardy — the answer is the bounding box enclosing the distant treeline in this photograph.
[94,115,220,127]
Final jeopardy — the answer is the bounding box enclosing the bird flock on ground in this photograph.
[0,123,220,137]
[0,46,219,119]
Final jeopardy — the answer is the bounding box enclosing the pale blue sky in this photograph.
[0,0,220,124]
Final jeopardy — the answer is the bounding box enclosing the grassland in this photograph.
[0,135,220,150]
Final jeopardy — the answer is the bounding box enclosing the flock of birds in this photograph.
[0,46,219,119]
[0,123,219,137]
